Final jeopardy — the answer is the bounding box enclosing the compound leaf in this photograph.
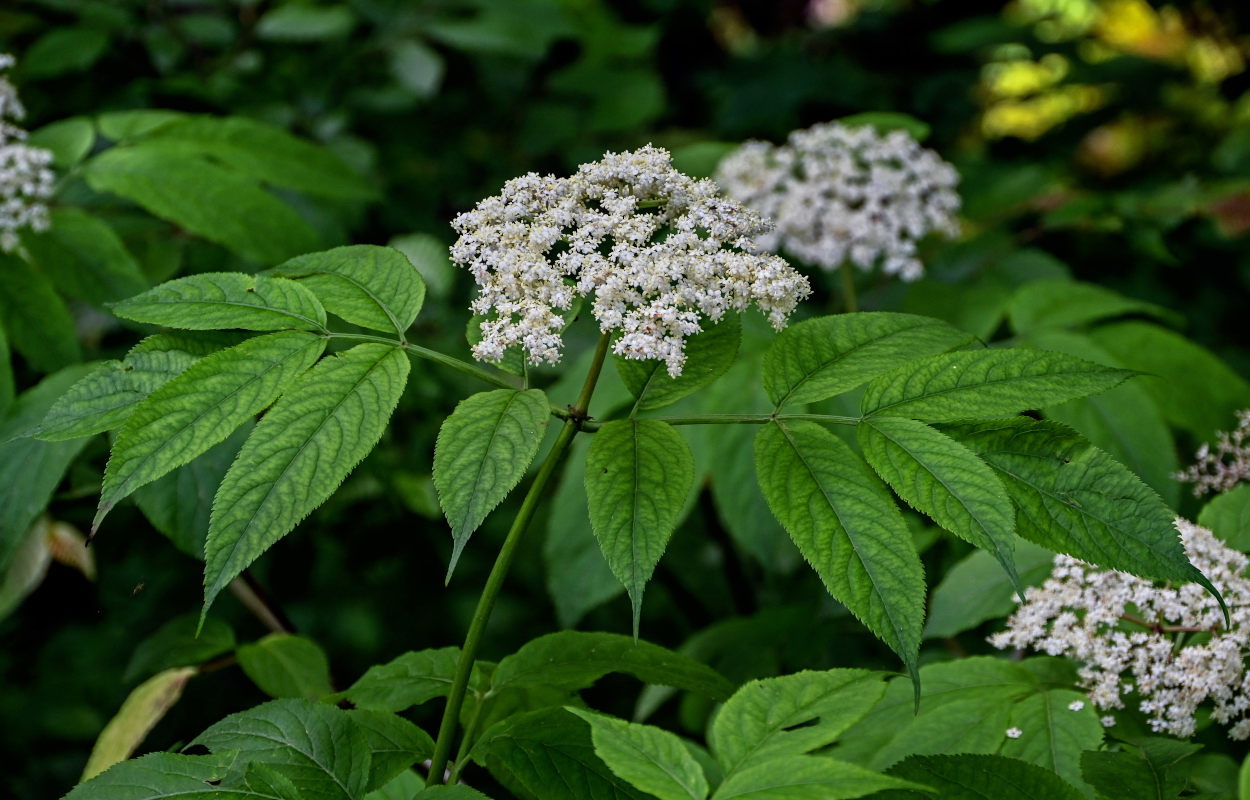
[96,331,327,531]
[754,421,924,689]
[203,344,409,618]
[37,333,234,441]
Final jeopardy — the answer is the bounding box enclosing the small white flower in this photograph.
[716,121,960,281]
[0,53,54,253]
[1175,409,1250,496]
[451,145,810,377]
[1005,727,1023,739]
[991,519,1250,740]
[1100,716,1117,728]
[1068,700,1085,711]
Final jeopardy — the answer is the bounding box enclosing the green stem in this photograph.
[840,260,858,313]
[447,693,488,784]
[326,332,519,390]
[580,412,861,431]
[425,333,612,786]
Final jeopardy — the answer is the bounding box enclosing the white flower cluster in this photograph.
[716,121,961,281]
[1175,409,1250,497]
[450,145,809,377]
[0,54,54,253]
[991,519,1250,739]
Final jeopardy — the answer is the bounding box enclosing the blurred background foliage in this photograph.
[2,0,1250,795]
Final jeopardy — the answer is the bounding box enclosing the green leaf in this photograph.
[238,634,334,700]
[1002,687,1104,792]
[265,246,424,335]
[1200,485,1250,549]
[27,116,95,169]
[475,707,651,800]
[21,27,109,78]
[144,116,375,200]
[1007,279,1177,334]
[709,670,886,777]
[124,613,236,683]
[0,365,96,572]
[491,631,734,700]
[96,331,328,531]
[708,423,797,570]
[763,313,974,409]
[544,436,624,627]
[111,273,328,332]
[434,388,549,579]
[615,315,740,411]
[0,251,80,372]
[834,656,1101,787]
[857,416,1019,590]
[1023,329,1180,506]
[714,755,923,800]
[1089,321,1250,441]
[923,541,1055,639]
[20,208,148,306]
[63,753,270,800]
[388,233,454,300]
[256,5,357,41]
[878,754,1084,799]
[941,418,1214,590]
[192,699,371,800]
[861,349,1134,421]
[0,324,12,414]
[585,419,695,635]
[97,110,185,141]
[84,144,322,264]
[37,332,234,442]
[370,771,426,800]
[567,708,709,800]
[1081,740,1200,800]
[204,343,409,616]
[342,647,462,712]
[81,667,197,781]
[133,423,252,559]
[347,710,435,793]
[754,421,924,687]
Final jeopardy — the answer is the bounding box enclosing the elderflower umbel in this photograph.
[0,54,54,252]
[450,145,809,377]
[716,121,961,281]
[1175,409,1250,497]
[991,519,1250,739]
